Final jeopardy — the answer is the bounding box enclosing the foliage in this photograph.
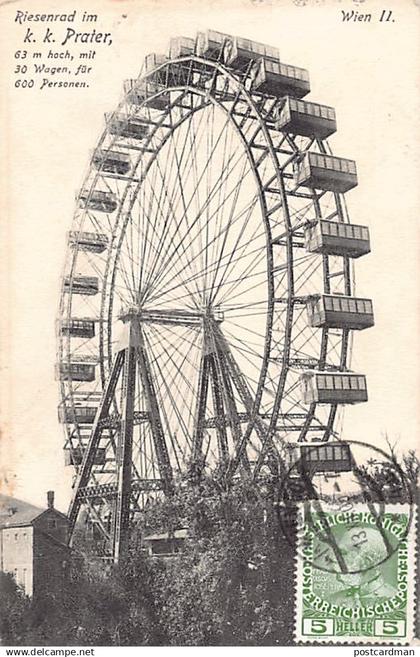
[0,573,32,645]
[0,552,165,646]
[140,477,295,645]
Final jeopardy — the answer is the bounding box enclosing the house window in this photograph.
[49,518,57,530]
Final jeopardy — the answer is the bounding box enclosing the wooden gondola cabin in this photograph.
[106,113,150,140]
[60,318,96,339]
[58,405,97,424]
[68,231,108,254]
[92,150,131,176]
[306,294,374,331]
[169,36,195,58]
[144,53,168,75]
[276,97,337,139]
[286,442,352,475]
[294,152,357,193]
[124,80,169,111]
[63,276,99,296]
[196,30,232,60]
[223,36,279,69]
[143,53,170,86]
[304,220,371,258]
[79,189,118,213]
[55,362,96,383]
[252,59,310,98]
[300,371,368,405]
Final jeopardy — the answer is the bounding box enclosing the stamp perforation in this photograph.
[294,503,417,645]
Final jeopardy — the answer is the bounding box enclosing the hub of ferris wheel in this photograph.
[57,30,374,562]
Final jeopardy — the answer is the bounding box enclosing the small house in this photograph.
[143,528,188,557]
[0,491,70,597]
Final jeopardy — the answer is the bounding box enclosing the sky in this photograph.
[0,0,419,512]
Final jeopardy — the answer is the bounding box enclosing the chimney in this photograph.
[47,491,54,509]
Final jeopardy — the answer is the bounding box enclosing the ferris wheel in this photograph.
[56,31,374,560]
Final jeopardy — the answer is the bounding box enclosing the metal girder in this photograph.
[203,411,311,428]
[68,349,125,531]
[204,412,249,428]
[135,324,174,493]
[192,321,252,472]
[272,219,312,244]
[211,325,267,478]
[112,340,137,563]
[192,352,211,463]
[76,478,164,501]
[208,353,229,463]
[274,297,307,305]
[68,320,172,563]
[212,342,251,474]
[98,410,149,430]
[276,425,328,432]
[119,306,224,327]
[274,240,304,248]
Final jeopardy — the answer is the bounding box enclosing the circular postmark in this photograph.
[276,440,414,578]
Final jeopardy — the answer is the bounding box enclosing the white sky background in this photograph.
[0,0,419,511]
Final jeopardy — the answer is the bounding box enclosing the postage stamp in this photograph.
[295,504,416,644]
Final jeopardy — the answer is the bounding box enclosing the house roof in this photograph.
[0,493,50,529]
[144,528,188,541]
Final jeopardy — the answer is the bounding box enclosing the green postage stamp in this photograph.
[295,503,416,644]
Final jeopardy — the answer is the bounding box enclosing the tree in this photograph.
[0,572,31,645]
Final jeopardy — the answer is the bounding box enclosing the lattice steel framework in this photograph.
[57,32,370,561]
